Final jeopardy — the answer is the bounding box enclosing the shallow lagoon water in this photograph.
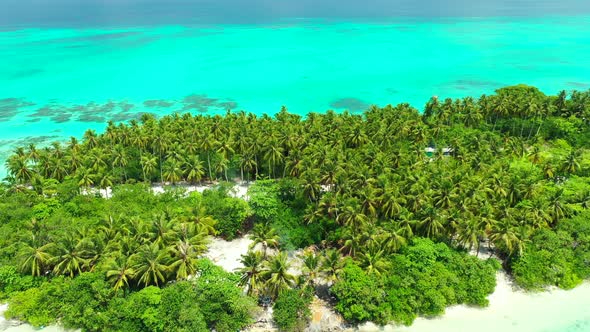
[1,3,590,329]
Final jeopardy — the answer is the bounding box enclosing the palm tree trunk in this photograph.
[159,150,163,184]
[207,152,213,182]
[254,155,259,179]
[269,160,272,179]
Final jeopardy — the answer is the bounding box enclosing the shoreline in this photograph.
[378,272,590,332]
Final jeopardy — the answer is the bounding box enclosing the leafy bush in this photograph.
[0,265,44,300]
[511,214,590,290]
[194,259,258,331]
[273,288,312,332]
[249,180,322,249]
[332,239,498,326]
[331,261,387,324]
[202,187,251,239]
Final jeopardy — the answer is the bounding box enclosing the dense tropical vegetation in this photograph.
[1,84,590,330]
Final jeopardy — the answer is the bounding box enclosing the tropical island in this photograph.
[1,84,590,331]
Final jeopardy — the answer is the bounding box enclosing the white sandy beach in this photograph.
[204,236,253,272]
[84,181,252,201]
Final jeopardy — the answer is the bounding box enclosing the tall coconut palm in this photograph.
[149,213,177,248]
[236,250,264,296]
[419,207,446,239]
[200,133,219,182]
[162,158,184,184]
[17,238,54,276]
[320,249,344,284]
[299,250,321,288]
[52,234,91,277]
[98,171,114,198]
[105,256,135,292]
[76,166,96,192]
[182,203,217,236]
[489,219,520,256]
[111,145,129,181]
[140,153,158,182]
[456,218,485,255]
[6,154,35,184]
[358,246,390,276]
[380,186,407,219]
[249,223,279,258]
[263,141,284,179]
[130,243,171,287]
[184,156,205,184]
[337,200,369,231]
[260,251,296,299]
[168,239,201,280]
[562,151,581,174]
[548,189,567,226]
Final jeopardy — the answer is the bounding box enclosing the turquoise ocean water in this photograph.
[1,1,590,331]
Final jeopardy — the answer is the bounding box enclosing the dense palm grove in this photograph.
[2,84,590,330]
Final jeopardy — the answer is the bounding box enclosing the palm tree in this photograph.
[105,256,135,292]
[260,251,296,299]
[249,223,279,258]
[299,250,321,288]
[381,224,407,252]
[168,240,201,280]
[321,249,344,284]
[380,186,407,218]
[130,243,171,287]
[301,169,322,202]
[162,158,184,184]
[579,190,590,209]
[183,203,217,236]
[83,129,99,149]
[263,140,284,178]
[562,151,581,174]
[52,234,91,277]
[88,148,108,172]
[6,154,34,184]
[97,171,114,198]
[184,156,205,184]
[111,145,129,181]
[140,153,158,182]
[240,152,257,182]
[337,200,369,231]
[149,213,177,248]
[419,207,446,239]
[76,167,96,193]
[357,246,390,276]
[489,219,520,256]
[152,132,170,183]
[17,238,54,276]
[456,218,485,255]
[548,189,567,226]
[200,133,218,182]
[236,250,265,296]
[215,156,230,181]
